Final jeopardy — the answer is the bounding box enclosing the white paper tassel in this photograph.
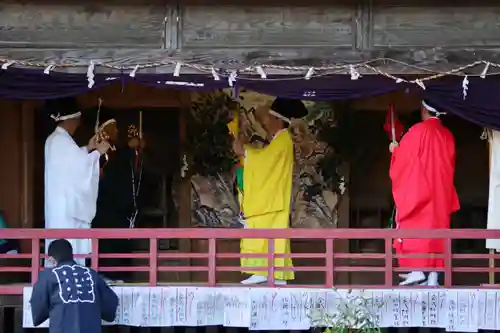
[305,67,314,80]
[129,64,140,78]
[180,154,189,178]
[480,127,489,140]
[395,78,404,83]
[481,62,490,79]
[415,79,426,90]
[349,65,360,80]
[211,67,220,81]
[256,66,267,79]
[43,63,56,75]
[173,62,182,77]
[1,60,15,70]
[462,75,469,100]
[228,70,238,87]
[87,61,95,88]
[339,176,346,195]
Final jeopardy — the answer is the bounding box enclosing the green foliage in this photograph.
[185,91,237,177]
[310,289,383,333]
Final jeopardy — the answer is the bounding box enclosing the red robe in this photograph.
[390,118,459,268]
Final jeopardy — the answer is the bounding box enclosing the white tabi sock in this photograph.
[427,272,439,286]
[240,274,267,285]
[399,271,426,286]
[240,275,288,285]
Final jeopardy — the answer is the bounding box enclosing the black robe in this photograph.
[92,147,142,280]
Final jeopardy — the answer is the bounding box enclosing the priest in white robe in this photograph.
[487,130,500,251]
[44,97,111,266]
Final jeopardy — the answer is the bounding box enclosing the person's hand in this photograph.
[96,140,112,156]
[127,137,140,149]
[389,141,399,153]
[232,138,244,156]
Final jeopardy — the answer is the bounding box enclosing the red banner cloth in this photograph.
[383,104,404,142]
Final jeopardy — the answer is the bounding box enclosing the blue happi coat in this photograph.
[30,260,118,333]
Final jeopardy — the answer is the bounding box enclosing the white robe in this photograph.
[487,130,500,251]
[44,126,100,266]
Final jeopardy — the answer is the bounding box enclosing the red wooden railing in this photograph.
[1,228,500,295]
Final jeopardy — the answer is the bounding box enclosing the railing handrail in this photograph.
[1,228,500,239]
[1,227,500,294]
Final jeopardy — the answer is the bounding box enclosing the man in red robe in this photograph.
[389,100,460,286]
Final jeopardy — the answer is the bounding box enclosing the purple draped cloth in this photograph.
[0,68,499,129]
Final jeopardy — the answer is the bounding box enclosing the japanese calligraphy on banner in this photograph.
[23,286,500,331]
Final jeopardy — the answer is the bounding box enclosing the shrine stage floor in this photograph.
[19,284,500,331]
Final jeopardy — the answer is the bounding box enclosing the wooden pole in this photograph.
[489,249,495,284]
[178,94,192,283]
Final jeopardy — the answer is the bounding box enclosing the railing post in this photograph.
[91,238,99,271]
[384,237,393,288]
[325,238,334,288]
[444,238,453,288]
[208,238,216,286]
[149,238,158,286]
[267,238,275,286]
[31,238,40,284]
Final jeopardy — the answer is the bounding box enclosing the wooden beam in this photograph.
[179,5,355,49]
[164,3,180,49]
[0,1,167,49]
[354,0,372,51]
[77,83,186,108]
[370,2,500,48]
[0,47,499,74]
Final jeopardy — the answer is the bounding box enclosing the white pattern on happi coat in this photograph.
[53,265,96,303]
[487,130,500,251]
[44,127,100,266]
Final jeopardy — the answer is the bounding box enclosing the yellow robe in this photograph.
[240,130,294,280]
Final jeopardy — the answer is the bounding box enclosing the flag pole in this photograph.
[139,110,143,140]
[390,105,396,143]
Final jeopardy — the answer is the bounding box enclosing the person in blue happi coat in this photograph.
[30,238,119,333]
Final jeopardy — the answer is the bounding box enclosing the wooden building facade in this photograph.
[0,0,495,285]
[0,0,499,72]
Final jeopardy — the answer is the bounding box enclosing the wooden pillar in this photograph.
[0,100,36,283]
[19,102,36,253]
[0,100,22,230]
[20,102,35,228]
[177,94,192,283]
[336,162,350,285]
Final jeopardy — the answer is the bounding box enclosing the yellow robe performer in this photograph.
[237,98,308,285]
[241,129,294,281]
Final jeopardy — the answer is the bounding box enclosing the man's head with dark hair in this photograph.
[47,239,74,264]
[45,97,82,136]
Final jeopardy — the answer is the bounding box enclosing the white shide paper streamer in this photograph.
[23,286,495,331]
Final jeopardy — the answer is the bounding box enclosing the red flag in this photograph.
[383,104,404,142]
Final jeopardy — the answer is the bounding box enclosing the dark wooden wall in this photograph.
[0,0,168,48]
[0,0,500,71]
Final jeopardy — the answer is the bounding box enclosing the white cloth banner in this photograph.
[487,129,500,251]
[23,286,500,331]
